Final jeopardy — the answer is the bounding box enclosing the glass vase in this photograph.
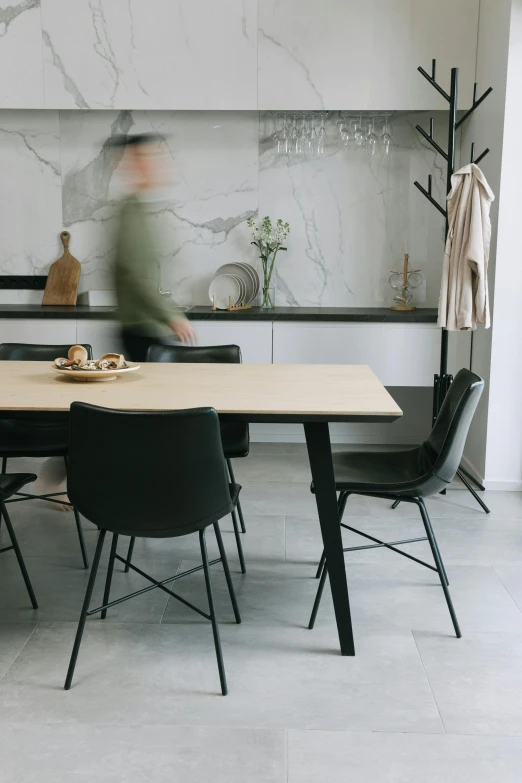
[261,285,275,308]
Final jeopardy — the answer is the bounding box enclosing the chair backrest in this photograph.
[67,402,234,538]
[0,343,93,361]
[147,343,241,364]
[422,368,484,484]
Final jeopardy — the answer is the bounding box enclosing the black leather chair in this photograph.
[64,402,241,696]
[123,343,249,575]
[309,368,484,638]
[0,473,38,609]
[0,343,94,569]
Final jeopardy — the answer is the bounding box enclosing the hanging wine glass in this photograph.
[309,117,318,156]
[289,116,299,155]
[367,116,379,156]
[296,116,307,156]
[273,115,289,155]
[380,114,393,155]
[353,114,366,150]
[317,116,326,155]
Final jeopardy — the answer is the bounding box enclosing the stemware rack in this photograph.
[413,58,492,512]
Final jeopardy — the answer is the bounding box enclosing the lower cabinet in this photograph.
[0,319,77,347]
[273,322,441,386]
[194,321,273,364]
[76,320,123,358]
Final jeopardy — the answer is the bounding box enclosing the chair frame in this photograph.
[0,501,38,609]
[309,490,460,638]
[65,522,240,696]
[1,455,89,569]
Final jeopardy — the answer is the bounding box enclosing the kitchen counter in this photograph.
[0,304,439,323]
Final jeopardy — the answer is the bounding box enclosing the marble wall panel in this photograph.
[0,109,61,302]
[59,110,259,302]
[0,0,44,108]
[0,109,453,307]
[258,112,448,307]
[41,0,257,110]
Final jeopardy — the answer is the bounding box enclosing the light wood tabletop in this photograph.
[0,362,402,421]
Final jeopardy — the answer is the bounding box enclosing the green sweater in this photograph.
[113,196,179,337]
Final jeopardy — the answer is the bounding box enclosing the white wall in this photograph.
[460,0,512,481]
[483,0,522,488]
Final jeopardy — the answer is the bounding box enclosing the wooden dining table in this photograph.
[0,361,402,655]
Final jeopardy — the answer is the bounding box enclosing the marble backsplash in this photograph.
[0,109,450,306]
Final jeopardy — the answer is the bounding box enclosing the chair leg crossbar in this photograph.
[310,493,460,639]
[65,523,240,695]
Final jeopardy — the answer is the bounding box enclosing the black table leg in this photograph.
[304,422,355,656]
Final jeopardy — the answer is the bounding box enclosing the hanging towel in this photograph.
[438,163,494,331]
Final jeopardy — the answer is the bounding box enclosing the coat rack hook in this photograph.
[429,117,434,138]
[474,147,490,165]
[432,58,436,80]
[417,61,450,102]
[415,124,448,160]
[413,179,447,218]
[470,142,475,164]
[455,86,493,129]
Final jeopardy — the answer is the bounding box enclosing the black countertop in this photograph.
[0,304,439,323]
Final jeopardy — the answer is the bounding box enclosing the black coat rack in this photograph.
[413,59,492,513]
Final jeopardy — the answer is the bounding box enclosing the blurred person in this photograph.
[112,133,195,361]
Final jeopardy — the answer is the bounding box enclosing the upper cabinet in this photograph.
[259,0,480,110]
[41,0,257,110]
[0,0,479,111]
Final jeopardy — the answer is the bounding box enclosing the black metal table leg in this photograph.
[304,422,355,656]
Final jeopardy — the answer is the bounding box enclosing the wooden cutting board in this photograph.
[42,231,81,306]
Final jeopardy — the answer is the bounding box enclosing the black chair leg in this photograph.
[73,508,90,570]
[101,533,118,620]
[309,562,328,629]
[213,522,241,624]
[0,458,5,533]
[391,499,400,509]
[417,498,461,638]
[231,510,246,574]
[316,491,350,579]
[64,457,90,570]
[65,530,106,690]
[199,529,228,696]
[456,469,491,514]
[124,537,136,573]
[226,459,246,533]
[1,502,38,609]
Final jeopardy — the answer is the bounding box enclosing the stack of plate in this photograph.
[209,263,260,309]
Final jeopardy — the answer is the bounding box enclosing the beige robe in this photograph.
[438,163,494,331]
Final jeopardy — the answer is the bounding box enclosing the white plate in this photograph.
[209,273,244,310]
[239,263,260,301]
[216,263,258,304]
[52,362,141,382]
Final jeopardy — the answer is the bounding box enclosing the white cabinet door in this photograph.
[194,322,273,364]
[76,320,124,358]
[42,0,257,110]
[258,0,479,110]
[273,322,440,386]
[0,319,77,347]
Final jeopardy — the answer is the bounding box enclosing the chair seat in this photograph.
[0,418,69,458]
[312,446,438,496]
[0,473,37,500]
[220,421,249,459]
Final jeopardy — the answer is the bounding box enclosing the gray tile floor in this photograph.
[1,443,522,780]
